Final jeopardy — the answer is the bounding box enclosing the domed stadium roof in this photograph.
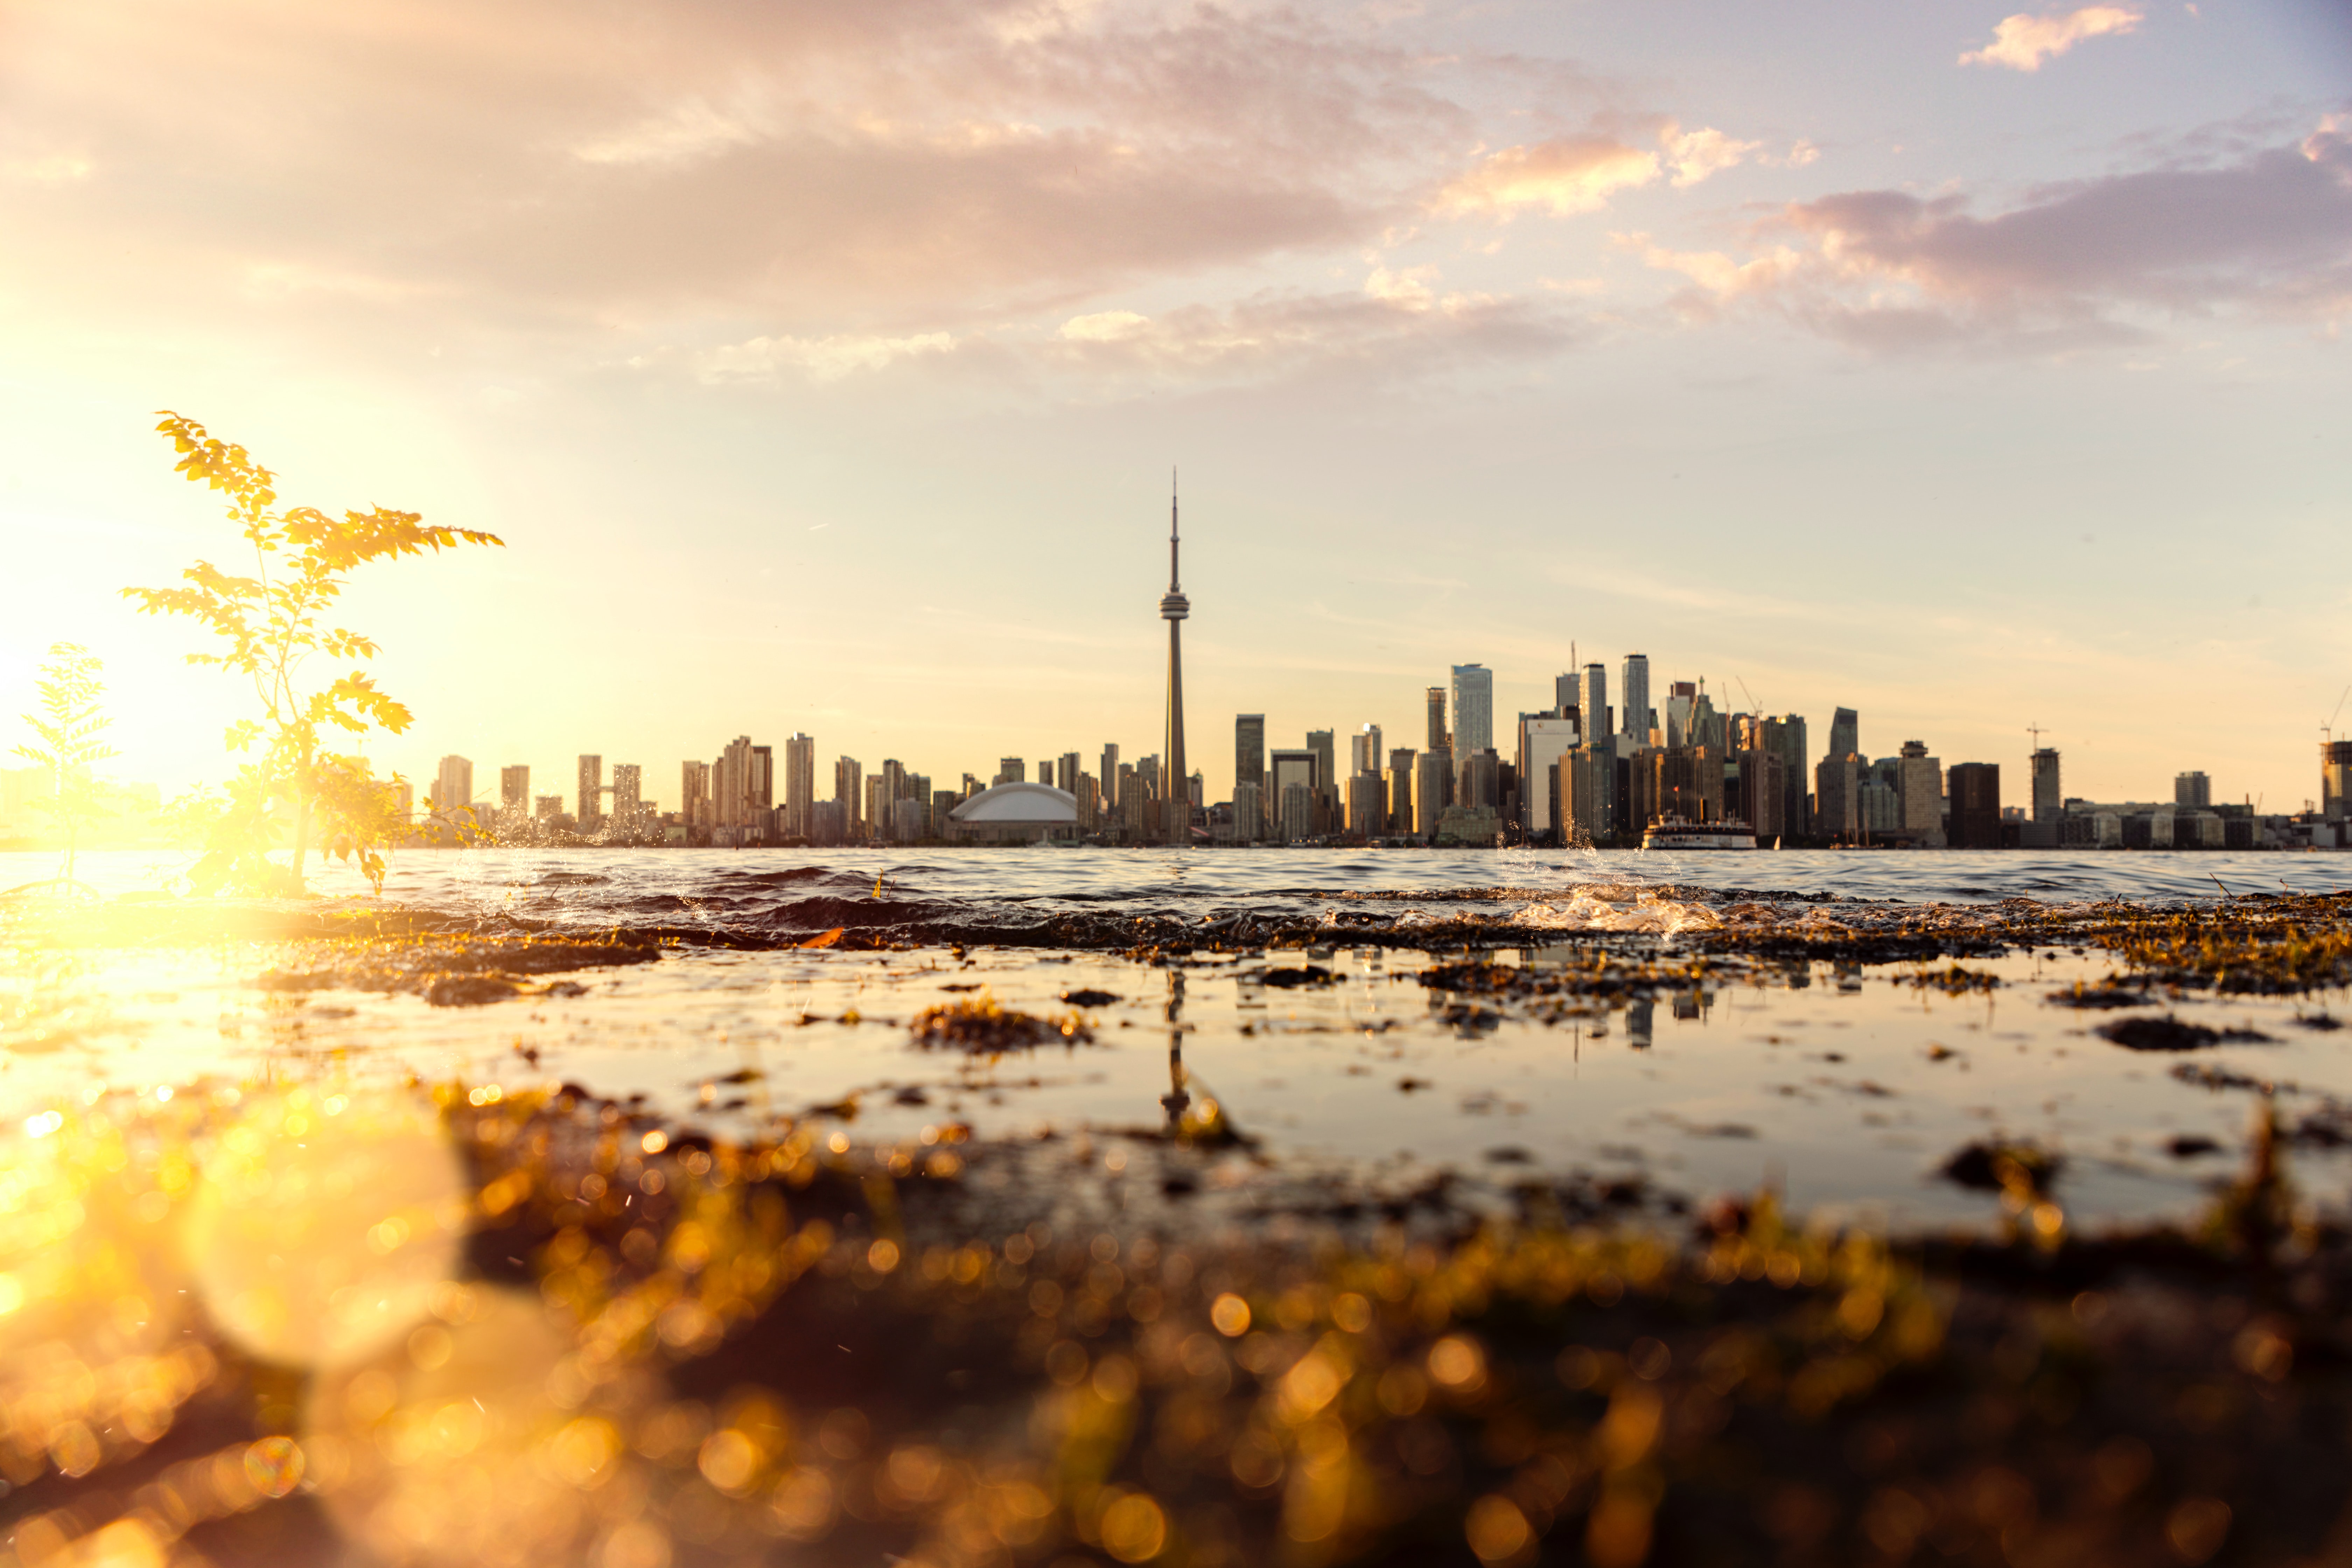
[948,782,1079,825]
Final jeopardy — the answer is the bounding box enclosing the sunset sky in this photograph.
[2,0,2347,814]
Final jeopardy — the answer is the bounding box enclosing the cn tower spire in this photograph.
[1159,467,1191,846]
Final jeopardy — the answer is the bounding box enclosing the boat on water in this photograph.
[1640,815,1758,850]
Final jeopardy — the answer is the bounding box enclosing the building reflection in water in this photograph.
[1626,997,1654,1049]
[1160,967,1191,1133]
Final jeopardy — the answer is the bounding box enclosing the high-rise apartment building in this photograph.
[1100,744,1119,799]
[2324,741,2352,821]
[1305,731,1336,815]
[1385,748,1416,835]
[1235,716,1264,810]
[435,755,474,814]
[1450,665,1493,756]
[1665,682,1696,748]
[1425,687,1448,751]
[1350,724,1383,778]
[1554,673,1579,719]
[1760,715,1808,839]
[1948,763,2002,848]
[1618,654,1650,749]
[751,746,773,816]
[2175,771,2211,809]
[1815,754,1860,840]
[2030,749,2063,823]
[1059,752,1083,795]
[1519,718,1579,839]
[996,757,1025,785]
[611,764,642,833]
[533,794,561,822]
[1897,741,1943,844]
[1345,774,1384,837]
[499,765,529,814]
[680,761,709,830]
[1577,664,1609,751]
[1270,748,1318,837]
[576,755,602,833]
[1413,751,1448,838]
[784,734,816,840]
[1690,689,1724,752]
[834,757,863,839]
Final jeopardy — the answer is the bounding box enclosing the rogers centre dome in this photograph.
[947,782,1078,840]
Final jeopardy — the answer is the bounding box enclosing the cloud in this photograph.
[1057,310,1149,341]
[1436,119,1755,218]
[570,98,768,167]
[699,330,956,382]
[1629,120,2352,348]
[1960,6,2142,71]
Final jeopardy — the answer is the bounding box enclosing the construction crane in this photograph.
[2324,686,2350,744]
[2026,722,2048,750]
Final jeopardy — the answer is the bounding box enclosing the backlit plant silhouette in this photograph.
[125,413,503,895]
[11,641,118,888]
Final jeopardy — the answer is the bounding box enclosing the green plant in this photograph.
[123,413,502,895]
[11,641,118,886]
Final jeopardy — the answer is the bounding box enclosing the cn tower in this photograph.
[1160,471,1190,845]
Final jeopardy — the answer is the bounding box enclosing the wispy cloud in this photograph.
[699,331,957,383]
[1960,6,2143,71]
[1435,119,1755,219]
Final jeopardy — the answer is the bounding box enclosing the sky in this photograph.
[1,0,2347,816]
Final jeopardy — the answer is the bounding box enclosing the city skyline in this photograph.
[2,2,2346,813]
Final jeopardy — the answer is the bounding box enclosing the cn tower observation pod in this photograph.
[947,782,1080,842]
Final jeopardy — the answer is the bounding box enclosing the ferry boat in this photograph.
[1640,815,1758,851]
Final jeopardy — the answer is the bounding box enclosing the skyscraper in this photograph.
[680,761,709,830]
[1058,751,1083,794]
[784,734,816,840]
[1619,654,1650,749]
[499,764,529,814]
[2030,749,2062,824]
[1235,715,1264,810]
[435,755,474,814]
[1577,664,1609,751]
[1948,763,2001,848]
[834,757,863,839]
[2323,742,2352,822]
[1897,741,1942,844]
[1350,724,1383,777]
[1100,744,1119,800]
[575,755,601,832]
[1161,473,1190,844]
[1425,687,1448,751]
[1554,673,1579,719]
[612,764,642,834]
[1665,682,1695,748]
[1450,665,1493,756]
[1828,708,1859,763]
[2175,771,2211,809]
[1305,730,1336,817]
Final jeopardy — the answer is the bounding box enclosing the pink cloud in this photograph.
[1960,5,2143,72]
[1632,123,2352,349]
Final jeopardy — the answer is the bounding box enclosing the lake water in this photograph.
[6,846,2347,1232]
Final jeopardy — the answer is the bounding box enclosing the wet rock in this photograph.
[1059,988,1121,1007]
[1941,1140,2064,1196]
[2096,1016,2274,1052]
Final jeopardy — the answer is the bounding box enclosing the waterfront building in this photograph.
[2326,741,2352,821]
[1345,774,1384,837]
[1459,749,1499,815]
[1305,731,1336,818]
[1859,773,1899,835]
[612,764,643,836]
[2175,771,2212,810]
[1269,748,1318,833]
[499,765,529,815]
[680,761,709,831]
[784,733,815,840]
[1351,724,1383,778]
[1160,475,1191,844]
[1277,782,1317,843]
[533,794,560,822]
[1414,751,1449,838]
[1948,762,2002,848]
[1451,665,1494,756]
[1235,715,1265,815]
[1425,687,1448,752]
[809,800,844,846]
[2031,749,2063,822]
[1518,718,1578,840]
[1736,747,1786,843]
[1059,752,1083,796]
[1897,741,1944,845]
[1577,664,1609,751]
[1665,682,1695,748]
[1078,774,1103,830]
[430,755,473,814]
[1100,744,1119,802]
[1761,715,1809,839]
[1816,753,1861,840]
[1827,708,1859,764]
[1618,654,1650,751]
[574,755,602,832]
[1230,781,1259,840]
[1385,748,1416,835]
[834,757,862,839]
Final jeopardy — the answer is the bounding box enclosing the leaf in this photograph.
[799,927,848,949]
